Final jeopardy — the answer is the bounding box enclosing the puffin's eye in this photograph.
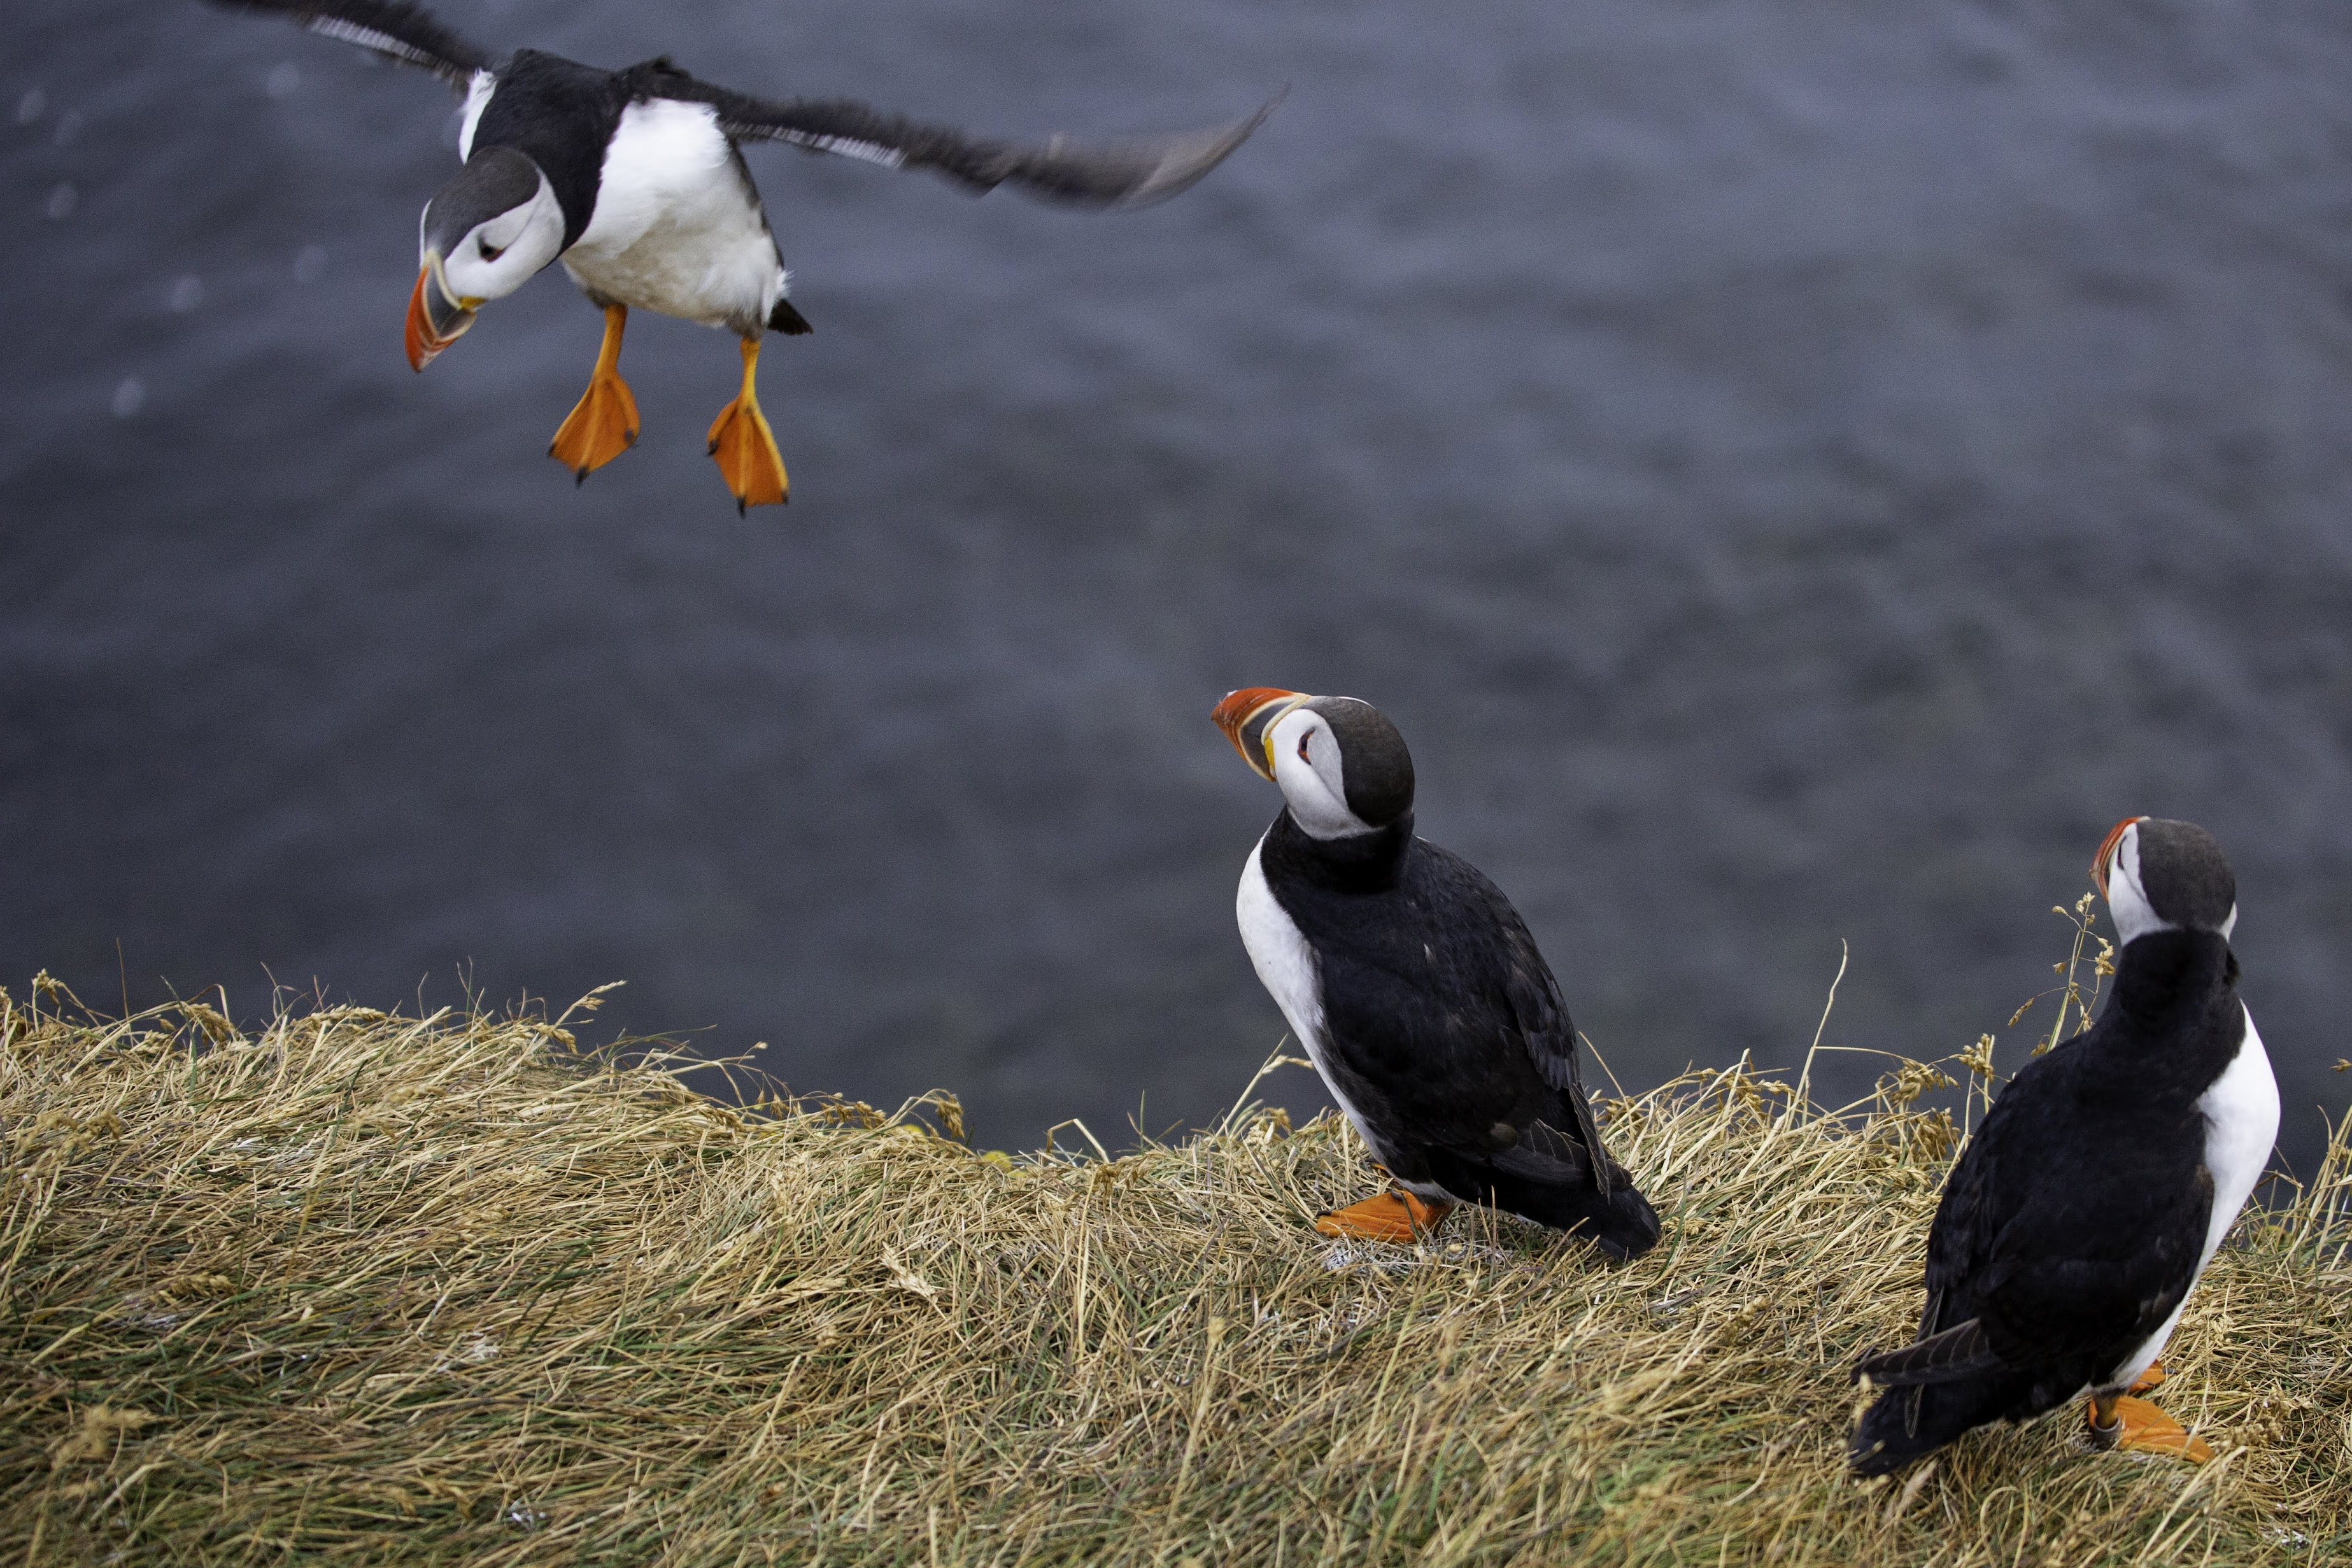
[478,236,506,262]
[1298,731,1314,761]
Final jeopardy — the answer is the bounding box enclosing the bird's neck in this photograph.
[2110,928,2237,1029]
[1266,809,1413,893]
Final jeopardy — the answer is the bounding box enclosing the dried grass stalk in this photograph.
[2,973,2344,1565]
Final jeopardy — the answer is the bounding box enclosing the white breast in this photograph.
[2196,1008,2279,1261]
[560,98,786,334]
[2112,1005,2280,1387]
[1237,839,1384,1157]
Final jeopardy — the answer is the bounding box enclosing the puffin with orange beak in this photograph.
[212,1,1275,511]
[1211,688,1661,1258]
[1849,816,2279,1475]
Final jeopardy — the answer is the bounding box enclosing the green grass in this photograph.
[2,969,2346,1565]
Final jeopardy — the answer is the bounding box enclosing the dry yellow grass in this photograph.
[2,966,2346,1566]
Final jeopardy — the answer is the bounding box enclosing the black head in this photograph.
[2091,816,2237,943]
[422,145,544,257]
[1212,688,1415,838]
[406,146,565,369]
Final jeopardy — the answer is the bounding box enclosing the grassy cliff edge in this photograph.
[2,978,2346,1565]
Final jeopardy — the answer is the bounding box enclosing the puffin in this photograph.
[1849,816,2279,1475]
[209,1,1274,511]
[1211,687,1661,1258]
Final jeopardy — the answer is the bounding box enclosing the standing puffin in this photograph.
[209,1,1273,511]
[1849,817,2279,1475]
[1211,688,1661,1257]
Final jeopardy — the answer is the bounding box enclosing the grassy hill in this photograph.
[2,975,2344,1565]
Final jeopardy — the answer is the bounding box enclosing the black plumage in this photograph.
[1257,810,1659,1256]
[213,0,491,86]
[207,0,1277,220]
[1221,689,1660,1259]
[1848,927,2246,1474]
[468,51,623,247]
[206,0,1271,505]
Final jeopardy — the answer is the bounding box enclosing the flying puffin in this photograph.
[1849,816,2279,1475]
[1211,688,1661,1257]
[209,1,1275,511]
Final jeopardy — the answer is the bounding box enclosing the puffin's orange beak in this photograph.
[2091,816,2144,898]
[1213,687,1311,782]
[406,251,477,371]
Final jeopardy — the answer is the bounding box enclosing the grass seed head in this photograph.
[0,977,2343,1565]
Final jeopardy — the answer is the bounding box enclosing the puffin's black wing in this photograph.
[1870,1040,2211,1378]
[1852,1317,2001,1387]
[1850,987,2231,1473]
[206,1,496,91]
[637,65,1278,209]
[1494,903,1614,1193]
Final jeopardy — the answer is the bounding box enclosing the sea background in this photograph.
[6,0,2350,1173]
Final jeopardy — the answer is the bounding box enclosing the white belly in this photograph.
[1238,839,1415,1180]
[561,98,786,334]
[2112,1005,2280,1385]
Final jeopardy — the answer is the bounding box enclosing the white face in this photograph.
[1266,706,1374,840]
[426,173,565,304]
[2106,823,2237,945]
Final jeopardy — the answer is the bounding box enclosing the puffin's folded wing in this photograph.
[1495,907,1614,1192]
[1501,938,1582,1096]
[1852,1318,2002,1387]
[658,74,1279,208]
[205,0,496,90]
[1488,1124,1597,1184]
[1978,1248,2200,1373]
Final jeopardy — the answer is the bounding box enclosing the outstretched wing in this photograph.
[637,64,1279,209]
[206,1,497,91]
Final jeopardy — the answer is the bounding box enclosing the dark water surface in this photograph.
[6,1,2351,1171]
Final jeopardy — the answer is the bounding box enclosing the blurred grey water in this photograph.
[4,1,2351,1172]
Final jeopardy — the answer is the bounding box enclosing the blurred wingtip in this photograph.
[1109,88,1284,209]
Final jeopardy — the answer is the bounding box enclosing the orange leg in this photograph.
[1314,1189,1453,1243]
[549,304,641,481]
[707,335,788,513]
[2086,1390,2213,1464]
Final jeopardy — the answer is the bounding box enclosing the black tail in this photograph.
[1848,1371,2025,1476]
[767,298,814,335]
[1430,1145,1663,1259]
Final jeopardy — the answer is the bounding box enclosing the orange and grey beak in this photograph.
[405,250,478,371]
[2091,816,2146,898]
[1213,687,1313,782]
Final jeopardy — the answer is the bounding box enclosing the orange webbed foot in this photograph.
[2127,1362,2166,1396]
[549,304,640,481]
[1314,1190,1452,1243]
[708,337,788,513]
[2086,1392,2213,1464]
[550,371,640,480]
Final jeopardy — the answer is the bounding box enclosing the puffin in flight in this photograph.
[1850,816,2279,1474]
[210,1,1274,511]
[1212,688,1661,1258]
